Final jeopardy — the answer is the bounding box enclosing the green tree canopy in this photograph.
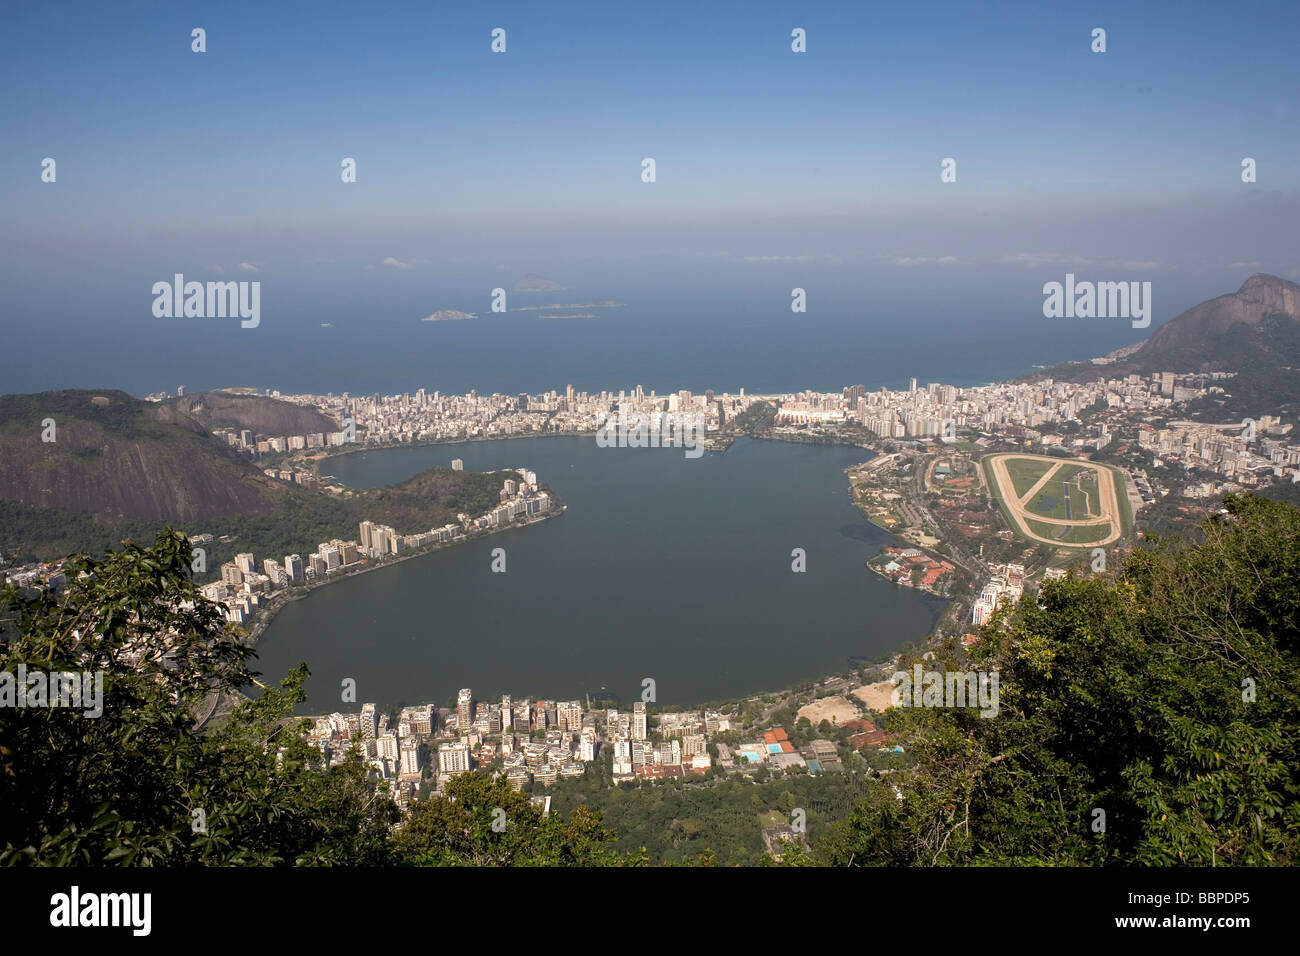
[0,529,398,865]
[396,772,622,866]
[0,529,616,867]
[820,494,1300,866]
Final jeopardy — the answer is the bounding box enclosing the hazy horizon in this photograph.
[3,0,1298,395]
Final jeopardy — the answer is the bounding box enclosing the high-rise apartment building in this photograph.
[399,738,423,776]
[558,700,583,731]
[360,703,377,741]
[438,743,471,777]
[376,733,399,761]
[456,688,472,730]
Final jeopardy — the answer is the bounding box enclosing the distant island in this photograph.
[421,309,477,323]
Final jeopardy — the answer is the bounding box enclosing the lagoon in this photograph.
[254,436,945,712]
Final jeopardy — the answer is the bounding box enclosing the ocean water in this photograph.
[2,270,1147,398]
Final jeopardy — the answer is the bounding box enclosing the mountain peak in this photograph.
[1111,271,1300,421]
[1030,272,1300,417]
[1139,273,1300,361]
[1238,272,1299,297]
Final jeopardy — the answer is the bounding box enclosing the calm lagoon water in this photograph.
[254,435,945,712]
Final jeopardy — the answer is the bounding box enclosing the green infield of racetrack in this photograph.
[1004,457,1055,499]
[1075,472,1099,518]
[1025,486,1071,521]
[1024,463,1088,521]
[983,454,1134,549]
[1024,518,1113,545]
[983,455,1020,537]
[1112,464,1135,539]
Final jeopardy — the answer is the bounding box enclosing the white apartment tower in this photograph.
[457,688,472,730]
[558,700,583,731]
[633,701,648,741]
[398,739,422,776]
[359,703,377,741]
[439,743,471,776]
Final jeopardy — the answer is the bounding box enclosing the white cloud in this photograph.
[719,253,844,265]
[237,262,259,273]
[998,252,1163,271]
[997,252,1080,268]
[891,256,959,267]
[382,256,414,270]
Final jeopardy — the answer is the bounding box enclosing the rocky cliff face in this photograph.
[1138,273,1300,364]
[0,390,281,523]
[0,390,538,564]
[1024,273,1300,418]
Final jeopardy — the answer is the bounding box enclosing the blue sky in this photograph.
[1,0,1298,395]
[6,1,1298,224]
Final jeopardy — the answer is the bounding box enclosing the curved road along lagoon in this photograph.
[254,436,946,712]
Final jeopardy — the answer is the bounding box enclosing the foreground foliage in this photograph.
[820,494,1300,865]
[0,530,599,865]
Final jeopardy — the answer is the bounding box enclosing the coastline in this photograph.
[306,427,856,475]
[239,504,566,646]
[308,428,598,470]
